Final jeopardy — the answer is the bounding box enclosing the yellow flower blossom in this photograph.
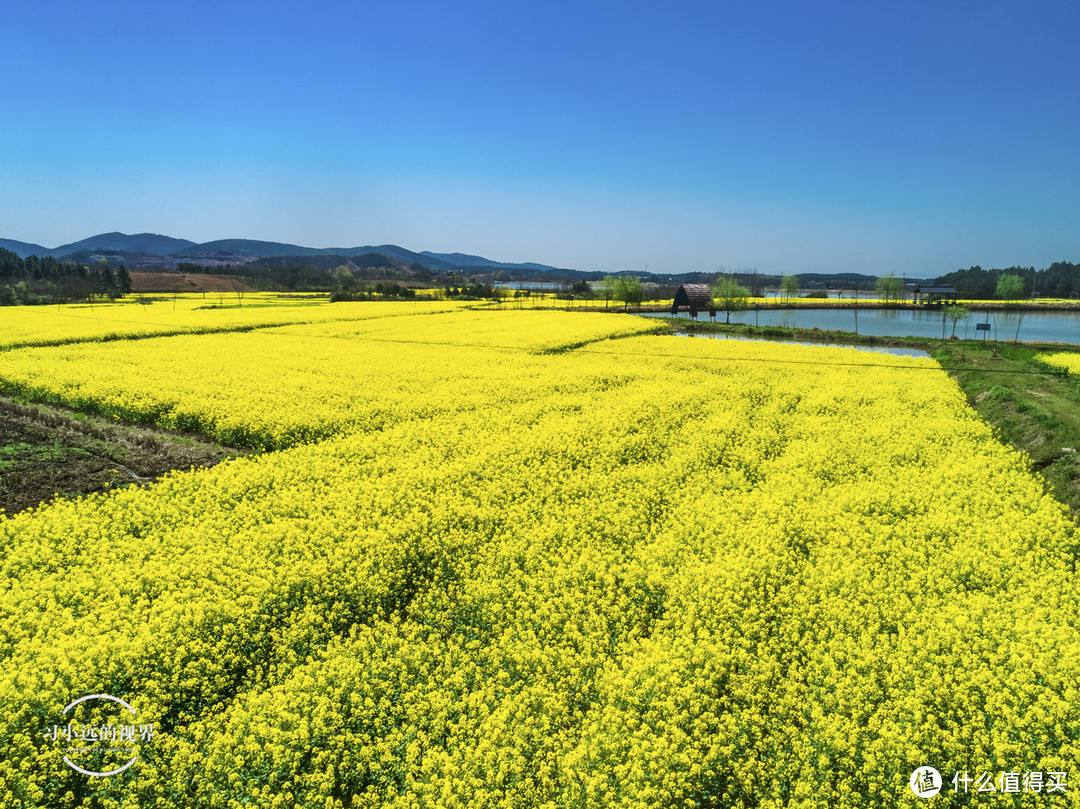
[0,311,1077,807]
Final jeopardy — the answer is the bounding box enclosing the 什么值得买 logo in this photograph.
[910,766,942,798]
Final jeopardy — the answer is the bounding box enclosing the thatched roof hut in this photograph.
[671,283,713,316]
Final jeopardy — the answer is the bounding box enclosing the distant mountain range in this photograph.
[1,231,938,286]
[0,238,51,257]
[0,232,560,272]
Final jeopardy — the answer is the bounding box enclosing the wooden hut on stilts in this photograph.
[671,283,715,319]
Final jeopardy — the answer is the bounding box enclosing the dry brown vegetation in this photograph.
[0,395,245,514]
[128,272,255,293]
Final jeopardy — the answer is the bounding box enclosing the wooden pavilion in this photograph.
[912,285,959,305]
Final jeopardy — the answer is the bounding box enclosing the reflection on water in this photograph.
[650,308,1080,344]
[673,332,931,358]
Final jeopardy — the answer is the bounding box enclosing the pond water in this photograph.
[673,332,931,359]
[647,307,1080,344]
[494,281,565,291]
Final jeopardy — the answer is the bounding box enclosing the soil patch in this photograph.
[0,396,247,515]
[128,272,255,294]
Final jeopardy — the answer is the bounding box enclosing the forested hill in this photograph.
[0,238,49,256]
[933,262,1080,299]
[0,232,559,273]
[0,247,132,304]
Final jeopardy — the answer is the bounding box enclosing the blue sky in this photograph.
[3,0,1078,275]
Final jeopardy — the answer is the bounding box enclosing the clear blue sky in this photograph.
[3,0,1078,275]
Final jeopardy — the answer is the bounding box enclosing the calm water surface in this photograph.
[648,308,1080,344]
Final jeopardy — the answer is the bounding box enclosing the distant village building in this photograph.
[912,285,959,305]
[671,283,714,318]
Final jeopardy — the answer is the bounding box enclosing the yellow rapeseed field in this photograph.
[1,310,1077,808]
[0,310,664,449]
[0,296,465,350]
[1037,350,1080,376]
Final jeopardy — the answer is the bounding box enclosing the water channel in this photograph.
[645,307,1080,344]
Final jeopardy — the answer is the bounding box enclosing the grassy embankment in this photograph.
[933,341,1080,514]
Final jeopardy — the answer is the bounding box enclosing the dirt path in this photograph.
[0,396,247,515]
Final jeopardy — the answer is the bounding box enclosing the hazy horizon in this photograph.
[4,0,1078,276]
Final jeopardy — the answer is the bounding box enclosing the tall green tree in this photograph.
[117,266,132,295]
[996,273,1024,300]
[331,265,354,292]
[711,277,750,323]
[995,274,1026,341]
[781,274,799,301]
[613,276,644,311]
[875,271,902,303]
[598,275,617,307]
